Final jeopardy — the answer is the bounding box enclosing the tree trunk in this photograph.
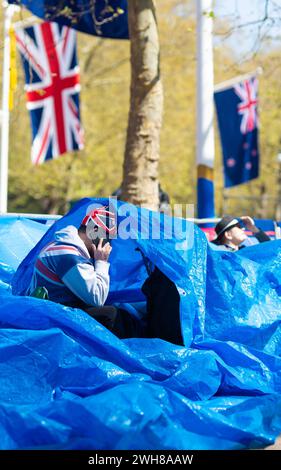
[121,0,163,210]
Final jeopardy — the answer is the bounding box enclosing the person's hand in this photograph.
[240,216,259,233]
[92,239,112,262]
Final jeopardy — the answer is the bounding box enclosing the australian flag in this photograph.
[214,76,260,188]
[8,1,129,39]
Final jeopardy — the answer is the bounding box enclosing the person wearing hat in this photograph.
[28,206,141,338]
[212,215,270,251]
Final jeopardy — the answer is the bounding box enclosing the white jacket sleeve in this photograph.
[61,260,110,307]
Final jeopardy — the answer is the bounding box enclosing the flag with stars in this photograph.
[214,75,259,187]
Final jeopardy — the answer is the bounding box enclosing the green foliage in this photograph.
[1,1,280,217]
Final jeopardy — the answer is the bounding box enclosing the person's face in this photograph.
[85,234,111,259]
[225,225,247,246]
[87,224,110,246]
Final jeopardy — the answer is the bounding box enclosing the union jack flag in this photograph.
[214,75,259,188]
[234,78,258,134]
[16,22,84,165]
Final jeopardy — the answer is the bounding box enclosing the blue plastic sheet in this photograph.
[0,216,48,292]
[0,199,281,450]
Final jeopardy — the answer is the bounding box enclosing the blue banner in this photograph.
[8,1,129,39]
[214,76,259,187]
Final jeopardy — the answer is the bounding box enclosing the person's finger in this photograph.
[104,248,112,257]
[91,244,97,258]
[98,238,103,249]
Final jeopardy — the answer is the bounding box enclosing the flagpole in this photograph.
[13,15,41,30]
[0,2,18,213]
[214,67,263,93]
[196,0,215,220]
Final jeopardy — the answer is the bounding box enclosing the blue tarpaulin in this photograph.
[0,216,48,291]
[0,199,281,449]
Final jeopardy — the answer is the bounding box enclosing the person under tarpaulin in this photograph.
[27,206,143,338]
[212,215,270,251]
